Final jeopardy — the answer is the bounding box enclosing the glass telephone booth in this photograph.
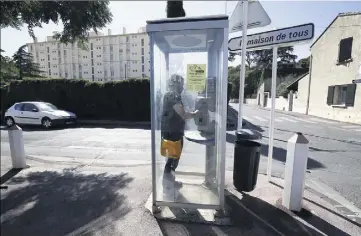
[147,15,228,211]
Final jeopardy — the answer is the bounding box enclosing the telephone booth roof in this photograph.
[146,15,228,54]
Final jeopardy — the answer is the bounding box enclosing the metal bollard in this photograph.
[8,125,27,169]
[282,132,309,212]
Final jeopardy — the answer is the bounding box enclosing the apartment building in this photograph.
[27,28,151,82]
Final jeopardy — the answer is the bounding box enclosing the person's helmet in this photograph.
[168,74,184,93]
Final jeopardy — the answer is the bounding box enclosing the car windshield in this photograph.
[38,103,58,111]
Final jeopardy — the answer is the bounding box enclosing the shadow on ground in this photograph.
[264,126,361,147]
[1,170,133,236]
[225,190,350,236]
[260,143,324,170]
[225,132,324,170]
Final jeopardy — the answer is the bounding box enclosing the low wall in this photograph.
[244,98,258,105]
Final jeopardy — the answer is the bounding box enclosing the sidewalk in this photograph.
[1,156,359,236]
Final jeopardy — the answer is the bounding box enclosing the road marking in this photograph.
[253,116,268,122]
[277,117,298,123]
[340,125,361,129]
[309,117,337,124]
[292,117,317,124]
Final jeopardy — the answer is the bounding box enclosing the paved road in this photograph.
[230,103,361,210]
[1,105,361,210]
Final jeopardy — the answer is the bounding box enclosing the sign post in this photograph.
[238,1,248,129]
[267,46,277,181]
[228,22,315,182]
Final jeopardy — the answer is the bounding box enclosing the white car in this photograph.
[4,101,77,129]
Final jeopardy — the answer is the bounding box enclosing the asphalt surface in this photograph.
[1,104,361,212]
[230,103,361,210]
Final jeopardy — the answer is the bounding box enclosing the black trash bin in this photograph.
[233,129,262,192]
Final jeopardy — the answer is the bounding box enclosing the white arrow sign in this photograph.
[229,0,271,33]
[229,23,315,52]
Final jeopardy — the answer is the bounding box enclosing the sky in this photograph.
[1,0,361,67]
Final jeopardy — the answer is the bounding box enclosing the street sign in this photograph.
[352,79,361,84]
[229,0,271,33]
[228,23,315,52]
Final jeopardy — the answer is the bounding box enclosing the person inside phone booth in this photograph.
[161,74,198,190]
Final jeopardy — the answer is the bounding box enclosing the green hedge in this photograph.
[1,79,232,122]
[1,79,151,121]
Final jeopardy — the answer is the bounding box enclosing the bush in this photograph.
[1,79,232,122]
[2,78,151,121]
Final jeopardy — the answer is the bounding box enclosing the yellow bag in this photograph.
[161,138,182,159]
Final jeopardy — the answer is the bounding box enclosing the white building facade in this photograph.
[27,28,151,82]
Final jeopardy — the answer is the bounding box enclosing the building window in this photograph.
[104,70,108,76]
[90,43,93,50]
[141,39,144,47]
[64,50,67,56]
[47,47,49,53]
[126,36,129,43]
[111,69,114,76]
[83,56,87,59]
[48,62,51,68]
[110,45,113,52]
[119,49,123,53]
[141,48,144,55]
[142,65,144,72]
[110,54,113,61]
[338,37,353,63]
[97,55,102,58]
[327,84,356,107]
[92,67,94,74]
[142,56,144,64]
[48,55,50,61]
[48,69,51,76]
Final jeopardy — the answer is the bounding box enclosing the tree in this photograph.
[0,49,19,85]
[298,56,310,68]
[166,1,186,18]
[13,45,43,79]
[228,46,297,69]
[228,51,257,68]
[0,1,112,45]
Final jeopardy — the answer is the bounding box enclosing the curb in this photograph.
[77,120,150,126]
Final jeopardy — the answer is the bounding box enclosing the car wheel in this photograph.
[42,117,52,129]
[5,117,15,127]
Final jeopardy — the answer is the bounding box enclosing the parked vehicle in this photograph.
[4,101,77,129]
